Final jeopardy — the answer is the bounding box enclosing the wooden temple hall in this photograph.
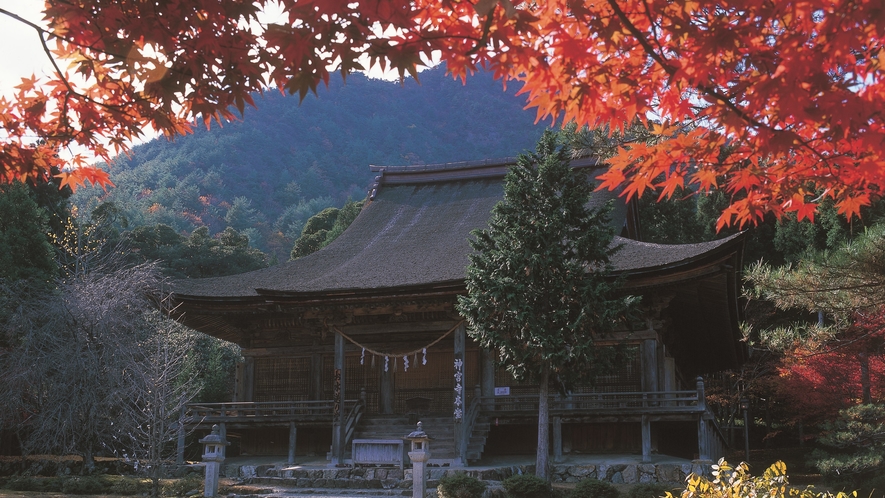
[171,158,748,467]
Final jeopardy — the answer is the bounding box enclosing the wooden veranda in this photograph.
[182,377,726,466]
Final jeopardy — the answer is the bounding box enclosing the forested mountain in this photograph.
[72,67,548,261]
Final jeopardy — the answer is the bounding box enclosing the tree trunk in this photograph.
[83,446,95,475]
[152,474,161,498]
[859,351,872,404]
[536,362,550,480]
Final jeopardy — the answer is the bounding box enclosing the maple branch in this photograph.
[0,4,139,60]
[2,10,162,151]
[0,7,44,37]
[604,0,836,170]
[606,0,760,127]
[467,8,498,56]
[38,27,77,139]
[639,0,667,56]
[0,7,77,143]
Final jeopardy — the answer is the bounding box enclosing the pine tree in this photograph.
[0,182,57,285]
[456,131,631,479]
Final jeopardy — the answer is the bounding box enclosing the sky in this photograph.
[1,1,52,97]
[0,1,406,97]
[0,0,408,158]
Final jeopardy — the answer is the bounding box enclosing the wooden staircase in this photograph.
[351,415,455,464]
[350,414,490,465]
[466,415,490,462]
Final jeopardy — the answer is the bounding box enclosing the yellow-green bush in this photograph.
[666,459,855,498]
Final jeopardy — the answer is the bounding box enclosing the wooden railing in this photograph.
[344,394,366,449]
[478,389,704,415]
[460,392,483,463]
[701,414,727,461]
[186,400,358,424]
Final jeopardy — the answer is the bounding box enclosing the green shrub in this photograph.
[61,475,107,494]
[6,476,45,492]
[438,472,488,498]
[47,477,65,492]
[485,488,508,498]
[161,474,203,497]
[109,476,151,496]
[666,459,855,498]
[627,483,671,498]
[4,474,149,496]
[503,473,552,498]
[811,404,885,485]
[571,478,619,498]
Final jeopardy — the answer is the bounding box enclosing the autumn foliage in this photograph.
[754,305,885,434]
[775,346,885,427]
[1,0,883,225]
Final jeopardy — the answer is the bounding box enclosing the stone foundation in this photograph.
[227,461,712,490]
[551,462,712,484]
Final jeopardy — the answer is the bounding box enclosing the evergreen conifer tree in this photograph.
[457,131,631,478]
[0,182,57,285]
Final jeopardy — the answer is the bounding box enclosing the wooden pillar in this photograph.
[332,331,346,465]
[696,377,710,462]
[288,422,297,465]
[234,361,245,402]
[380,365,394,414]
[309,353,323,401]
[236,356,255,402]
[641,414,651,463]
[641,339,658,392]
[453,322,466,467]
[553,416,563,462]
[218,423,227,457]
[663,357,676,392]
[480,348,495,410]
[243,356,255,402]
[641,340,658,462]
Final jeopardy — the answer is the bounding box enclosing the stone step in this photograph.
[252,476,410,491]
[226,488,415,497]
[351,414,488,463]
[239,476,439,497]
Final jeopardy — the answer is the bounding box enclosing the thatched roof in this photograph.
[172,157,741,300]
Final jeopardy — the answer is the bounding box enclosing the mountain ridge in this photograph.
[72,67,549,261]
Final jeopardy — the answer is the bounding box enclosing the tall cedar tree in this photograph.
[457,131,629,479]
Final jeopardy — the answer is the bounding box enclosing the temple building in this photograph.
[172,158,746,467]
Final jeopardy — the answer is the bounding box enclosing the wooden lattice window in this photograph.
[574,346,641,393]
[254,357,311,402]
[492,346,642,394]
[393,349,480,414]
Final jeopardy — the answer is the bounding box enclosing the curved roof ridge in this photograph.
[369,157,518,173]
[370,155,599,174]
[366,156,601,194]
[609,232,745,275]
[615,232,743,250]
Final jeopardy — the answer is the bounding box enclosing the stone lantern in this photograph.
[199,425,229,498]
[405,422,431,498]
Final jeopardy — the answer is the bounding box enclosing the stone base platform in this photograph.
[551,461,712,484]
[223,456,712,492]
